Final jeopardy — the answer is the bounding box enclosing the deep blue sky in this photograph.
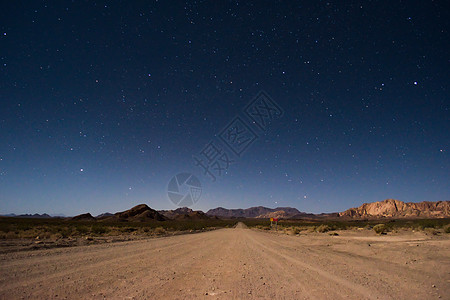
[1,1,448,216]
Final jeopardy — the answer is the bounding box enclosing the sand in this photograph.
[0,223,449,299]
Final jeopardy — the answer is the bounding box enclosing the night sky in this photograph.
[1,1,449,216]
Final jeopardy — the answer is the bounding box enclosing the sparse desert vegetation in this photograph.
[245,217,450,236]
[0,217,238,252]
[1,216,449,254]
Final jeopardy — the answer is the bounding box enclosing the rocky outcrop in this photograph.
[256,210,290,219]
[339,199,450,219]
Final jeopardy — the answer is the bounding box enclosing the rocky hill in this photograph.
[159,207,211,220]
[103,204,167,222]
[339,199,450,219]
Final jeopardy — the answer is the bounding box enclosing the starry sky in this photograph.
[1,1,449,216]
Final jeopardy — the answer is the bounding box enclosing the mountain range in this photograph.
[205,206,303,218]
[2,199,449,221]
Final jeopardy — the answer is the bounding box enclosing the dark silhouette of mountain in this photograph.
[71,213,96,221]
[103,204,167,222]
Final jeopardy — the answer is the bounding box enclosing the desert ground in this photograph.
[0,223,449,299]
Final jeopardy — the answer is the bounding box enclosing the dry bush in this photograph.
[91,225,109,235]
[154,227,166,235]
[291,226,301,235]
[424,227,439,235]
[316,224,331,233]
[51,233,63,240]
[285,227,299,235]
[443,224,450,234]
[373,224,387,234]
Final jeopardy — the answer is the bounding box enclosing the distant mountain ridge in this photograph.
[159,207,211,220]
[0,213,52,218]
[206,206,303,218]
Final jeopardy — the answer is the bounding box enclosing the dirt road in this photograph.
[1,223,449,299]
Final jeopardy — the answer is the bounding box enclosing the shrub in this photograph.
[76,226,89,234]
[154,227,166,235]
[424,228,439,235]
[316,224,331,233]
[58,227,73,238]
[291,227,301,235]
[122,227,137,233]
[91,225,108,235]
[373,224,386,234]
[444,224,450,234]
